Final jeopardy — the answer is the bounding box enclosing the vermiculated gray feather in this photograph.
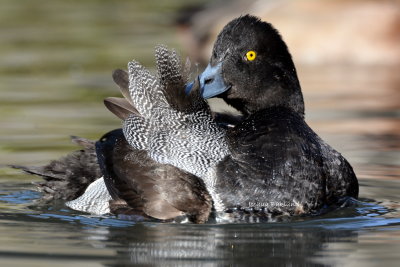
[123,45,229,180]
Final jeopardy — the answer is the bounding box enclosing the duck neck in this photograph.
[222,64,305,118]
[223,87,305,119]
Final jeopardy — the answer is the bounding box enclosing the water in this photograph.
[1,1,400,266]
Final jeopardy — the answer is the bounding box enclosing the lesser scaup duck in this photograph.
[16,15,358,223]
[186,15,358,218]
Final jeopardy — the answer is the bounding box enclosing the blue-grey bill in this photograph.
[185,62,230,99]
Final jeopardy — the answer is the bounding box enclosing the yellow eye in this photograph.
[245,50,257,61]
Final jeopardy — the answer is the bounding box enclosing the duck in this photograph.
[15,15,358,223]
[188,15,359,218]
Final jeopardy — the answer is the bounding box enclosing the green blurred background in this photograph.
[0,0,206,166]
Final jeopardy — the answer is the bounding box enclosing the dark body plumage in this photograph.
[122,14,359,220]
[215,107,358,215]
[191,15,358,217]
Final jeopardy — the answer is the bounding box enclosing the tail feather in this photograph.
[112,69,133,105]
[11,136,101,201]
[107,69,141,120]
[104,97,140,120]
